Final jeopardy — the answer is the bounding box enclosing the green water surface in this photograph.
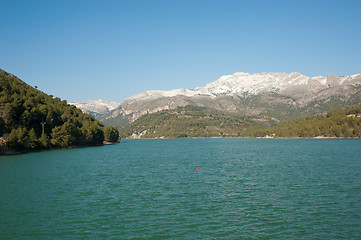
[0,138,360,239]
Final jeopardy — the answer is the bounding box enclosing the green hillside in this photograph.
[102,114,130,127]
[119,105,271,138]
[249,106,361,138]
[0,69,118,154]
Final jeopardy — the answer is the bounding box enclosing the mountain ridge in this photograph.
[124,72,361,101]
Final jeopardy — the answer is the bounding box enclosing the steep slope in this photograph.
[0,69,118,154]
[101,72,361,125]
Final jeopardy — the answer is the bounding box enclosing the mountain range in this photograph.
[72,72,361,127]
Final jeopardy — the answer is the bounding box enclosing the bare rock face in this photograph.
[350,74,361,85]
[308,79,324,92]
[326,74,340,88]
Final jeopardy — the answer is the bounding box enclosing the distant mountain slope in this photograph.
[100,72,361,126]
[70,99,121,117]
[249,106,361,138]
[0,69,118,154]
[118,105,269,139]
[119,105,361,139]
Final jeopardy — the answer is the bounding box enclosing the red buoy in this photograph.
[196,167,199,171]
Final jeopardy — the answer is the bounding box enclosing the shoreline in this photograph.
[0,142,119,156]
[121,136,359,140]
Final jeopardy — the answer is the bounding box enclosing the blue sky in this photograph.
[1,0,361,102]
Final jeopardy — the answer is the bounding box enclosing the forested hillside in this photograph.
[249,106,361,138]
[0,69,118,154]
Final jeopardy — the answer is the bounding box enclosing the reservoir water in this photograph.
[1,138,360,239]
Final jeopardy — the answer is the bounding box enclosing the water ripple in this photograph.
[0,139,361,239]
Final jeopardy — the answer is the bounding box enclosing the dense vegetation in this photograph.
[119,105,270,138]
[249,106,361,138]
[0,70,119,153]
[103,126,120,143]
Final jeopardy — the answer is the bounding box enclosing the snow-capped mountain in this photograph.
[77,72,361,126]
[127,72,360,102]
[70,99,121,117]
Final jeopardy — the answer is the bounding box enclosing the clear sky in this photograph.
[1,0,361,102]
